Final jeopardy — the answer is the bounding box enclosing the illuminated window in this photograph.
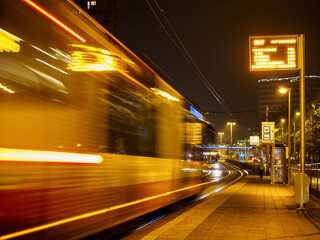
[91,1,97,6]
[87,1,90,9]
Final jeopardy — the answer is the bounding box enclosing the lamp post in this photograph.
[293,112,300,164]
[227,122,236,146]
[279,87,291,184]
[281,119,285,142]
[218,132,224,145]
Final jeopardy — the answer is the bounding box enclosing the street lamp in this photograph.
[227,122,236,146]
[218,132,224,145]
[279,86,292,184]
[293,112,300,164]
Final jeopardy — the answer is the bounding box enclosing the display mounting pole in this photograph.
[299,34,305,209]
[288,90,291,185]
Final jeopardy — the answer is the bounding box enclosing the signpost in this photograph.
[261,122,275,143]
[249,34,306,209]
[261,122,275,183]
[250,136,259,145]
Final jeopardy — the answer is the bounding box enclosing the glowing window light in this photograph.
[36,58,69,75]
[0,148,103,164]
[0,83,14,93]
[32,45,57,59]
[68,44,122,72]
[69,51,116,71]
[150,88,179,101]
[21,0,86,43]
[0,28,21,52]
[0,173,215,240]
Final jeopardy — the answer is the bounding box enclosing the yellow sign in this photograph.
[249,35,298,71]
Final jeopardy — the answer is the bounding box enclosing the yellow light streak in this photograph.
[50,47,72,60]
[0,173,217,239]
[0,83,14,93]
[22,0,86,43]
[150,88,179,101]
[36,58,69,75]
[0,148,103,164]
[32,45,57,59]
[0,28,21,53]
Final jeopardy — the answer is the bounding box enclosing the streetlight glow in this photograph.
[281,119,285,123]
[279,88,288,93]
[227,122,236,146]
[218,132,224,145]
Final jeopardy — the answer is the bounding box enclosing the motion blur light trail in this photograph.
[21,0,86,43]
[0,148,103,164]
[0,163,241,239]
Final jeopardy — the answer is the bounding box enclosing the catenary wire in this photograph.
[146,0,233,118]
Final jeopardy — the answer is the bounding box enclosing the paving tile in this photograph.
[124,175,320,240]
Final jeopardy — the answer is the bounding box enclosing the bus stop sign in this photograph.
[261,122,275,143]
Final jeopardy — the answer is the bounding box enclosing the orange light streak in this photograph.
[0,176,212,239]
[21,0,86,43]
[0,148,102,164]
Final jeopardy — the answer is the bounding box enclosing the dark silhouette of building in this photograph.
[74,0,117,36]
[258,75,320,119]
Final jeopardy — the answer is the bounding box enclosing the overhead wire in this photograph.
[145,0,233,119]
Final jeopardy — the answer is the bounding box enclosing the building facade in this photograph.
[74,0,117,36]
[258,75,320,118]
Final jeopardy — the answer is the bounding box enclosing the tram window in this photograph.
[107,78,156,157]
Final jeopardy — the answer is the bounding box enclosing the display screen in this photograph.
[249,35,298,71]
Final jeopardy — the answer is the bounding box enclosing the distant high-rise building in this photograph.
[74,0,117,36]
[258,75,320,118]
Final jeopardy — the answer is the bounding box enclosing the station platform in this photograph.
[123,175,320,240]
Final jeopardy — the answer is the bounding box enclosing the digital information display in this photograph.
[249,35,299,71]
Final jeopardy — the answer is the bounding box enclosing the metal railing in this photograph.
[305,163,320,199]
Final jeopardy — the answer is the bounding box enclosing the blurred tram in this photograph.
[0,1,217,239]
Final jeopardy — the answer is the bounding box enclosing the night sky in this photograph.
[115,0,320,141]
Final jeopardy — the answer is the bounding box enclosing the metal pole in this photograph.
[230,124,233,146]
[272,142,276,183]
[266,106,270,175]
[299,34,305,208]
[293,116,296,165]
[288,91,291,185]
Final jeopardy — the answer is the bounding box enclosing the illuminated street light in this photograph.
[227,122,236,146]
[279,86,292,184]
[218,132,224,145]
